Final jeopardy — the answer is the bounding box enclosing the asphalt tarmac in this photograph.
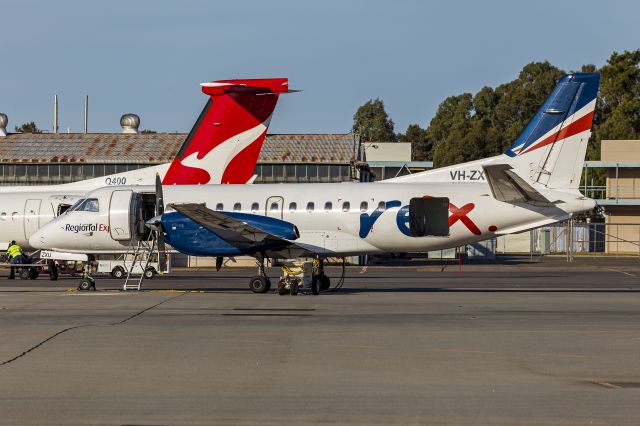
[0,256,639,425]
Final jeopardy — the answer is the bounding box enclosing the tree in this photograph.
[397,124,430,159]
[14,122,42,133]
[418,61,564,166]
[352,98,396,142]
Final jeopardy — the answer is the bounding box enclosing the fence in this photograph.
[497,222,640,257]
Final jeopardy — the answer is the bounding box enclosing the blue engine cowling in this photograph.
[160,211,298,257]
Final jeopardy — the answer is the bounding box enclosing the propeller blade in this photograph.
[155,173,165,216]
[157,232,167,274]
[155,173,167,273]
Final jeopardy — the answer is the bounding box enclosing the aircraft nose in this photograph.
[29,229,46,250]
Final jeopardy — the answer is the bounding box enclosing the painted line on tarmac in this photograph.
[604,268,637,277]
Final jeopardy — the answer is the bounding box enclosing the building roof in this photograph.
[0,132,358,164]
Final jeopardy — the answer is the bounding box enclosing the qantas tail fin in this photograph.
[505,73,599,190]
[162,78,293,185]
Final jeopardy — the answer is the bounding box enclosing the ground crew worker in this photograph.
[7,240,23,280]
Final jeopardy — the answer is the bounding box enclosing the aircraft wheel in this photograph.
[19,269,30,280]
[249,276,269,293]
[78,278,95,291]
[111,266,125,279]
[311,276,321,295]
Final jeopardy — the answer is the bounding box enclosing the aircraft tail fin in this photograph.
[505,73,599,190]
[162,78,294,185]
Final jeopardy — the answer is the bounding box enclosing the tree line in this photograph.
[352,50,640,167]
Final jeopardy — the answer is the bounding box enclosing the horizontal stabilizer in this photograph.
[483,164,552,204]
[201,78,296,96]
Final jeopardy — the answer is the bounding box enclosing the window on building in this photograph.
[60,165,71,177]
[15,165,26,177]
[378,201,386,211]
[273,165,284,178]
[262,164,273,178]
[307,164,318,180]
[330,165,340,178]
[306,202,314,212]
[233,202,241,211]
[82,165,94,178]
[285,164,295,178]
[360,201,368,212]
[36,164,48,178]
[342,202,350,212]
[324,202,332,212]
[215,203,224,211]
[104,164,116,175]
[296,164,307,178]
[251,202,259,212]
[27,165,38,177]
[289,202,297,212]
[341,165,350,179]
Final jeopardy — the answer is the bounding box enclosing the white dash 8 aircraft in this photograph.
[1,78,290,250]
[31,73,599,292]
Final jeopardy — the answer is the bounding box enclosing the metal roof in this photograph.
[0,133,358,164]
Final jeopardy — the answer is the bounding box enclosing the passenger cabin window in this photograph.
[0,212,6,221]
[377,201,386,211]
[233,202,241,211]
[306,202,314,212]
[324,202,332,212]
[251,202,259,212]
[289,202,297,212]
[270,202,279,212]
[215,203,223,211]
[342,202,350,212]
[360,201,368,212]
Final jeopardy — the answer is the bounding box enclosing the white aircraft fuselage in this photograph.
[29,180,595,256]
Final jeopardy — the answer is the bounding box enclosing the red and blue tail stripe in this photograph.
[506,73,599,157]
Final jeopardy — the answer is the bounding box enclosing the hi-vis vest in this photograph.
[7,244,22,259]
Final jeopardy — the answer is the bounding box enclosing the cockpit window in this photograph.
[66,198,85,213]
[69,198,99,213]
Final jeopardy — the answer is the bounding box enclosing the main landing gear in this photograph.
[249,254,271,294]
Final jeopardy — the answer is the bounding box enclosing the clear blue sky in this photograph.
[1,0,638,135]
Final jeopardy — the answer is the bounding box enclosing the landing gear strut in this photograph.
[78,261,96,291]
[249,254,271,294]
[313,258,331,292]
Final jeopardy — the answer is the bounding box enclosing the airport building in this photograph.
[0,114,370,186]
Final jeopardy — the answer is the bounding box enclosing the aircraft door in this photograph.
[265,196,284,220]
[109,190,134,241]
[409,197,450,237]
[24,199,42,240]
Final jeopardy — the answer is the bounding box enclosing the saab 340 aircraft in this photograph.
[31,73,599,293]
[1,78,291,250]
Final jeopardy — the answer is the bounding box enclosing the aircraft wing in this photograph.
[168,203,298,245]
[483,164,554,204]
